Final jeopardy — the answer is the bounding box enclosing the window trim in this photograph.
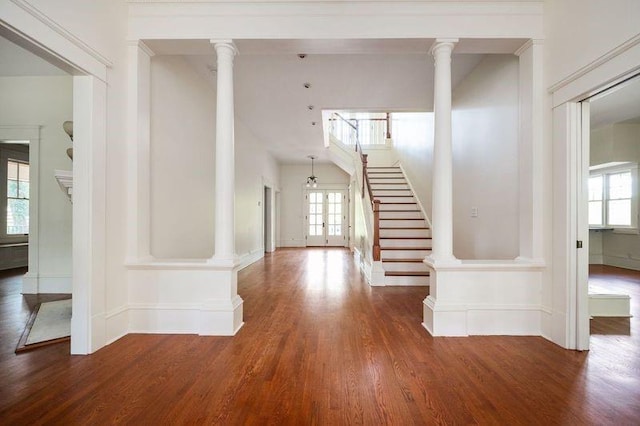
[588,162,638,231]
[0,145,29,244]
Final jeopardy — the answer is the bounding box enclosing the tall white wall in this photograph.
[150,56,216,258]
[150,55,280,259]
[451,55,520,259]
[546,0,640,348]
[279,163,350,247]
[0,76,73,287]
[393,113,434,221]
[545,0,640,86]
[235,117,280,257]
[590,123,640,270]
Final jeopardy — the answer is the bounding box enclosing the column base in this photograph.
[199,294,244,335]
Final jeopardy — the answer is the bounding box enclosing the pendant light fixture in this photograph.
[306,155,318,188]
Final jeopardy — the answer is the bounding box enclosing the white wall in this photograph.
[150,56,216,259]
[150,55,281,260]
[279,163,350,247]
[590,123,640,270]
[545,0,640,87]
[235,116,280,257]
[0,76,73,286]
[451,55,520,259]
[546,0,640,348]
[393,113,434,221]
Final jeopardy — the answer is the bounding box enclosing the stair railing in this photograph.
[333,112,381,261]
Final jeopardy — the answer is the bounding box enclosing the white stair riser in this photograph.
[372,190,412,197]
[369,179,406,184]
[379,211,423,219]
[381,249,431,258]
[382,262,429,272]
[380,228,431,238]
[368,168,401,171]
[380,219,428,228]
[384,275,430,286]
[371,184,409,190]
[379,204,419,211]
[374,196,415,203]
[380,239,432,248]
[368,175,404,180]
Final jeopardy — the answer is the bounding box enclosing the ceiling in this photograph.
[16,34,631,165]
[0,36,68,76]
[147,38,529,163]
[590,75,640,129]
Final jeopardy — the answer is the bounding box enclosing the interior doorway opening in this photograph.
[581,73,640,349]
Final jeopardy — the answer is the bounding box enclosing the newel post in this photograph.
[373,199,381,261]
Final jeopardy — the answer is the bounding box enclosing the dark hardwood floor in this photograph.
[0,252,639,424]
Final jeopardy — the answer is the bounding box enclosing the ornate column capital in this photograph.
[430,38,458,56]
[210,39,238,56]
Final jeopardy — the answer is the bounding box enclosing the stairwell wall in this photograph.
[451,55,520,259]
[149,55,281,261]
[278,163,350,247]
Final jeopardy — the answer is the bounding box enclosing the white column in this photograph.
[515,40,544,262]
[427,39,458,265]
[212,40,237,263]
[126,41,154,263]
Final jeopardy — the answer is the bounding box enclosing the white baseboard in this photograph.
[423,296,542,336]
[589,254,603,264]
[22,273,71,294]
[278,239,305,248]
[589,293,631,317]
[602,255,640,271]
[128,297,244,336]
[238,249,264,270]
[105,306,129,345]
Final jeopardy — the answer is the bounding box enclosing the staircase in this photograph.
[368,166,431,285]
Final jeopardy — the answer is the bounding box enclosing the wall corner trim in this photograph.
[548,33,640,94]
[9,0,114,68]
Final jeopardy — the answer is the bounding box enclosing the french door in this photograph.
[305,190,347,247]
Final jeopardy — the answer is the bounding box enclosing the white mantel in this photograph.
[54,169,73,202]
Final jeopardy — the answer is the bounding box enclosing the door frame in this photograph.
[1,4,110,354]
[550,37,640,350]
[303,184,349,248]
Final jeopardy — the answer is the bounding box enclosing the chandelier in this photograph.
[306,155,318,188]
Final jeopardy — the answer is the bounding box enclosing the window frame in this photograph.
[588,162,638,232]
[0,145,29,243]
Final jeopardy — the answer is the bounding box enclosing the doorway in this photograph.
[580,73,640,349]
[305,189,347,247]
[264,185,274,253]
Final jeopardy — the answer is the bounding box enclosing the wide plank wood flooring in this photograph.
[0,251,639,424]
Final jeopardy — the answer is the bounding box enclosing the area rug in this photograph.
[16,299,72,353]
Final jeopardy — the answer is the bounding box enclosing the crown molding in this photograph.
[10,0,113,68]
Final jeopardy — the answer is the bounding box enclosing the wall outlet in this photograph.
[471,207,478,218]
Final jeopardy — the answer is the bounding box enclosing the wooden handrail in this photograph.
[332,112,381,261]
[372,200,381,261]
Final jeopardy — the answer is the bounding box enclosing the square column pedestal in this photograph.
[422,258,545,337]
[126,259,244,336]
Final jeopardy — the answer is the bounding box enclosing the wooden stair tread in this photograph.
[385,271,430,277]
[379,210,420,212]
[380,218,425,221]
[382,258,425,262]
[377,202,417,204]
[380,227,429,229]
[381,237,432,240]
[368,167,401,169]
[381,247,431,250]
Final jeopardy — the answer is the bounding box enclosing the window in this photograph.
[589,163,638,229]
[0,145,29,242]
[7,160,29,235]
